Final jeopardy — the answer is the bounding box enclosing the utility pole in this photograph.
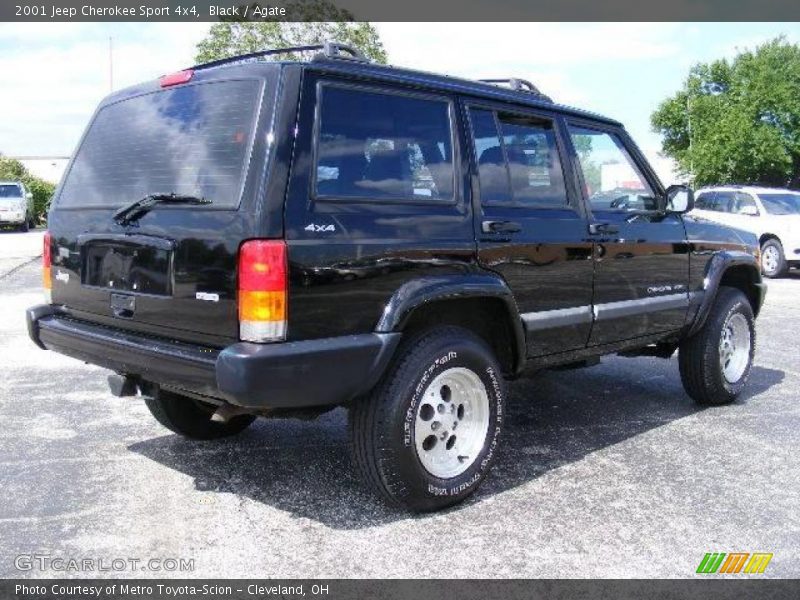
[686,92,693,184]
[109,36,113,92]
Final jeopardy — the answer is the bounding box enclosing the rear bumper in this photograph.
[26,305,400,409]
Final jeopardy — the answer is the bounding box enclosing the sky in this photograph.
[1,22,799,183]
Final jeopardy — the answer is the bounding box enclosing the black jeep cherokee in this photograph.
[27,43,766,511]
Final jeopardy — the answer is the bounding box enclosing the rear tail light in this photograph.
[238,240,287,343]
[43,231,52,303]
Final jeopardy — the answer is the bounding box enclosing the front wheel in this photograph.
[679,287,755,405]
[349,326,505,512]
[761,239,787,278]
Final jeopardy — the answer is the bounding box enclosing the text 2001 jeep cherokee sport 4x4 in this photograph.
[27,43,766,511]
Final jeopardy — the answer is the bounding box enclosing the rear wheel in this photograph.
[679,287,755,405]
[761,239,787,278]
[349,326,505,512]
[144,389,255,440]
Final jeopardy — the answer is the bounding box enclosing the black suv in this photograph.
[27,43,766,511]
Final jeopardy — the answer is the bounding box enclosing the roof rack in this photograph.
[191,41,368,72]
[478,78,552,102]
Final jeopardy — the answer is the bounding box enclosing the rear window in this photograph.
[0,184,22,198]
[58,80,262,208]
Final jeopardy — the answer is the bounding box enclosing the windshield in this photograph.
[58,79,262,208]
[758,193,800,215]
[0,184,23,198]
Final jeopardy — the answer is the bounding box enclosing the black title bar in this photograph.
[4,0,800,21]
[4,580,800,600]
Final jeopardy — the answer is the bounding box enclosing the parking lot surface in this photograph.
[0,229,798,578]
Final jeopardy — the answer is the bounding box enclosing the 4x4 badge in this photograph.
[304,223,335,233]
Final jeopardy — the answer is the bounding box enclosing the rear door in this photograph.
[565,123,690,345]
[47,67,284,346]
[467,103,594,356]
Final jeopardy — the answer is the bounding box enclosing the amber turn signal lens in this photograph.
[239,290,286,322]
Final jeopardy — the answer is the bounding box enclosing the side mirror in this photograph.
[739,205,759,216]
[664,184,694,214]
[26,192,33,200]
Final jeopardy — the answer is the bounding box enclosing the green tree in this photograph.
[0,155,56,221]
[651,37,800,188]
[195,1,387,64]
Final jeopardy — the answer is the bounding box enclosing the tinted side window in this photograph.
[315,86,454,202]
[568,126,657,212]
[714,192,735,213]
[469,109,567,208]
[694,192,715,210]
[732,192,758,215]
[469,108,512,204]
[499,116,568,208]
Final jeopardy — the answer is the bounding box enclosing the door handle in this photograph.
[482,220,522,234]
[589,222,619,235]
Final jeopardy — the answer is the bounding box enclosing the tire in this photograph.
[679,287,755,405]
[760,239,787,278]
[144,389,255,440]
[19,217,29,233]
[349,326,506,512]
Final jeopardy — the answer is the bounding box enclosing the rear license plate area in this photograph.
[82,241,173,296]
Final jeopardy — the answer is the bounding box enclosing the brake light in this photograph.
[43,231,52,303]
[238,240,287,343]
[159,70,193,87]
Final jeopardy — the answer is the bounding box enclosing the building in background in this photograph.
[19,158,69,184]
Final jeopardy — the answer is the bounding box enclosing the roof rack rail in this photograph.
[478,78,552,101]
[191,41,368,71]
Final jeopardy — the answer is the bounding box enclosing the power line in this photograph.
[3,156,71,160]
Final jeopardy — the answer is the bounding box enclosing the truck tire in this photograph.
[760,239,787,278]
[349,326,505,512]
[679,287,755,405]
[144,389,255,440]
[19,217,29,233]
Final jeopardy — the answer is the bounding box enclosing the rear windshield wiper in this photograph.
[113,193,211,225]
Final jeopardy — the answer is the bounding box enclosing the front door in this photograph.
[467,105,594,356]
[565,123,690,346]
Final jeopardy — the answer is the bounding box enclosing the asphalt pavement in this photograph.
[0,229,798,578]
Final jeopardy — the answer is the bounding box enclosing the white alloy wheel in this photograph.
[719,312,751,384]
[762,244,780,276]
[414,367,490,479]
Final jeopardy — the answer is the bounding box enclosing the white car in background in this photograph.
[692,185,800,278]
[0,180,35,232]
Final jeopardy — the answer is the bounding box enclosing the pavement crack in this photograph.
[0,254,41,281]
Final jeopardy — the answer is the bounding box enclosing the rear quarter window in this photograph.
[58,79,262,209]
[314,85,455,203]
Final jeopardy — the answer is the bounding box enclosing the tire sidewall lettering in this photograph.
[399,344,504,500]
